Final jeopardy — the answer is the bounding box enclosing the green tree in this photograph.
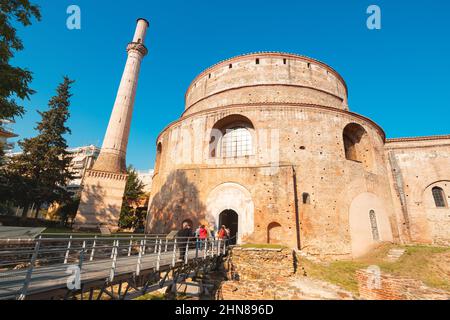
[56,196,81,226]
[0,0,41,121]
[119,166,146,230]
[7,77,75,218]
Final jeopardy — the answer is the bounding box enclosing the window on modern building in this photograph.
[432,187,447,208]
[369,210,380,241]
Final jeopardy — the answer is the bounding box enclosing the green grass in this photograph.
[240,243,288,250]
[135,293,166,300]
[301,244,450,295]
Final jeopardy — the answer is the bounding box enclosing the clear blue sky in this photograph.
[11,0,450,171]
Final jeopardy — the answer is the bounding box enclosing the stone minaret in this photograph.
[74,19,149,233]
[93,18,149,173]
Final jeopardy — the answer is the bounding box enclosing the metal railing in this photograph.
[0,234,231,300]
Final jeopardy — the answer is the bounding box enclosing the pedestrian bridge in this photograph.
[0,234,229,300]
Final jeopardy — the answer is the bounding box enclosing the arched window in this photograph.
[432,187,447,208]
[221,127,252,158]
[210,114,254,159]
[369,210,380,241]
[343,123,373,170]
[155,142,162,175]
[302,193,311,205]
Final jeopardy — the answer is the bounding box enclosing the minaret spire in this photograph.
[74,19,149,233]
[93,18,149,173]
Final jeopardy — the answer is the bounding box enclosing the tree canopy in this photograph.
[0,0,41,121]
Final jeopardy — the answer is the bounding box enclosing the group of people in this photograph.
[177,222,231,241]
[177,222,231,260]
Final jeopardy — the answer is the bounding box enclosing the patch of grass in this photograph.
[135,293,166,300]
[301,244,450,295]
[240,243,287,250]
[302,258,366,294]
[42,227,78,234]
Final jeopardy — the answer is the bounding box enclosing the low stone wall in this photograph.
[356,270,450,300]
[219,247,353,300]
[220,247,298,300]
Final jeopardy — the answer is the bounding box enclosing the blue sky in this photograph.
[11,0,450,171]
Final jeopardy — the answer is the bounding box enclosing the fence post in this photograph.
[90,236,97,262]
[143,235,147,256]
[223,239,226,255]
[210,239,214,258]
[217,239,221,256]
[184,239,189,265]
[109,240,119,282]
[203,238,207,260]
[79,241,86,271]
[164,238,168,253]
[18,236,41,300]
[154,236,159,254]
[136,240,143,276]
[64,235,73,264]
[128,236,133,257]
[171,239,177,267]
[156,239,162,271]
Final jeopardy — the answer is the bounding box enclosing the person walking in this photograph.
[218,225,227,240]
[177,221,194,262]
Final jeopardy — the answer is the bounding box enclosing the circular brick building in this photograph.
[146,52,399,258]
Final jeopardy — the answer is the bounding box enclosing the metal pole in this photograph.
[223,239,226,255]
[210,239,214,258]
[109,240,118,282]
[136,240,143,276]
[203,238,207,260]
[90,236,97,261]
[143,235,147,256]
[156,239,162,271]
[64,235,73,264]
[128,236,133,257]
[217,239,221,256]
[154,236,159,254]
[184,239,189,265]
[18,236,41,300]
[171,239,177,267]
[79,241,86,271]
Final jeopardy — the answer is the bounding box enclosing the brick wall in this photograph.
[219,247,301,300]
[356,269,449,300]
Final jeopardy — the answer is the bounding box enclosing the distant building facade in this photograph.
[9,145,101,196]
[66,145,101,195]
[137,169,154,194]
[0,120,17,154]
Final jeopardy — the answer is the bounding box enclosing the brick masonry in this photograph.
[356,269,450,300]
[219,247,353,300]
[146,52,450,258]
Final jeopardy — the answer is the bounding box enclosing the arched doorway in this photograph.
[219,210,239,245]
[206,182,254,244]
[267,222,282,244]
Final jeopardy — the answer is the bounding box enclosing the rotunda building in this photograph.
[146,52,399,258]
